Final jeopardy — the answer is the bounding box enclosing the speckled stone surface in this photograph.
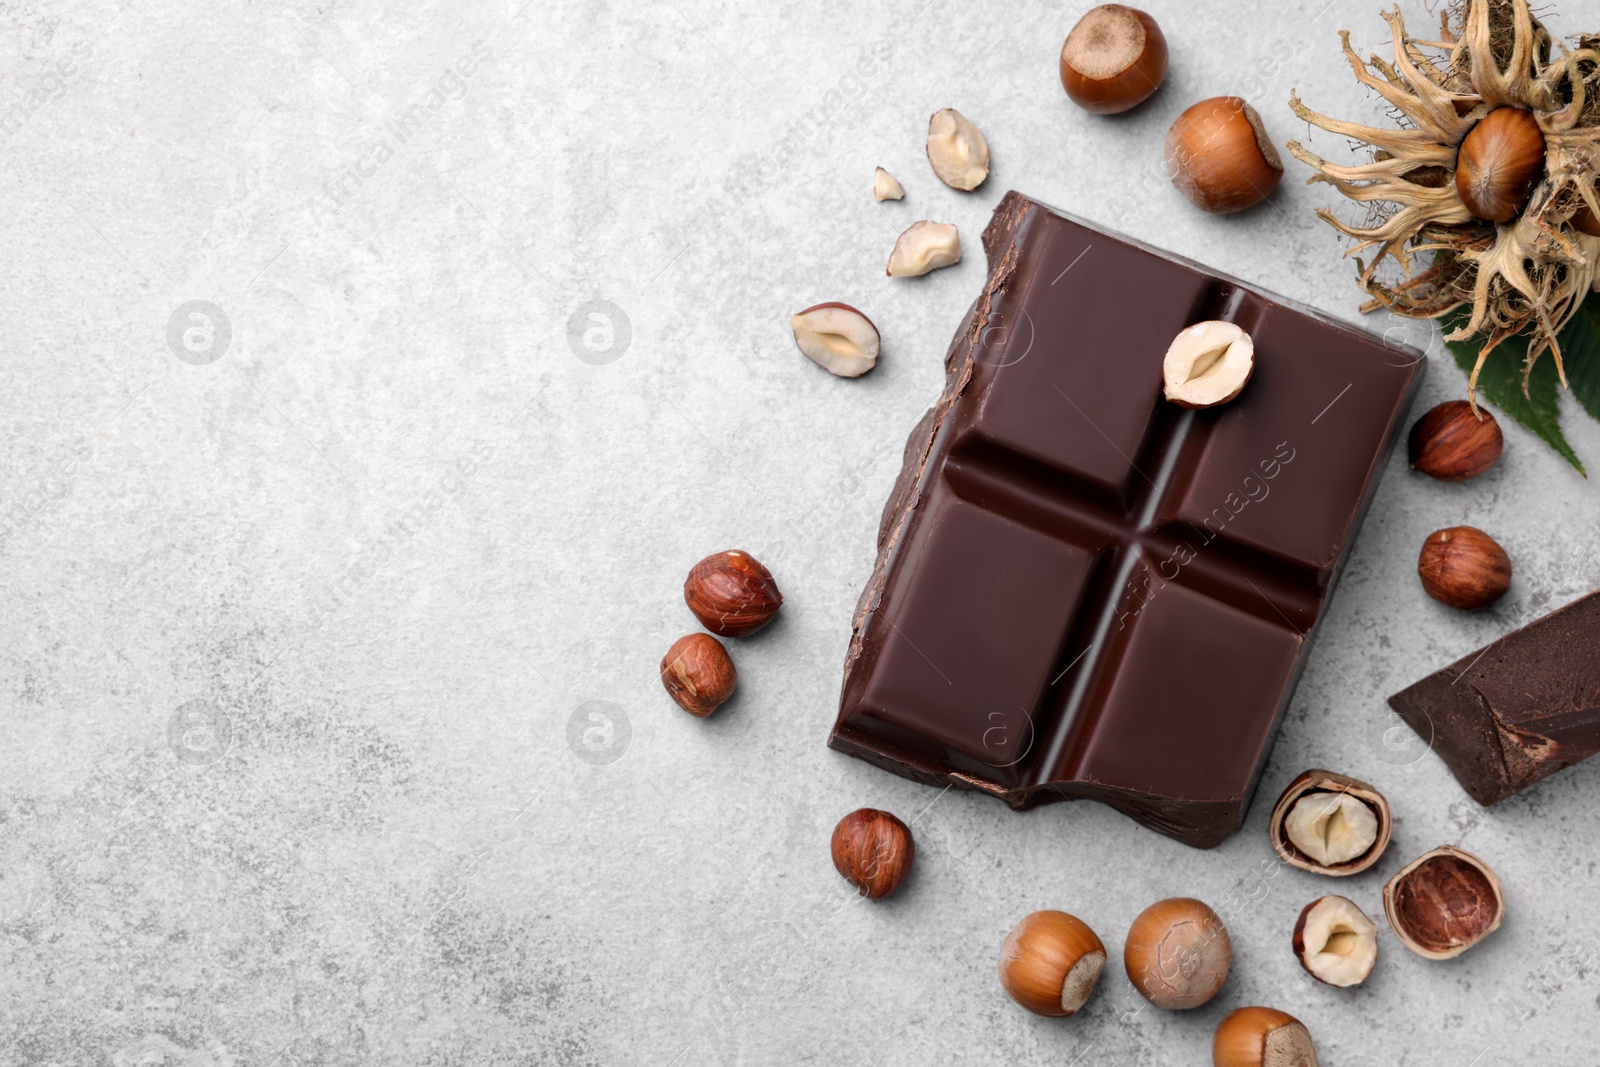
[3,0,1600,1063]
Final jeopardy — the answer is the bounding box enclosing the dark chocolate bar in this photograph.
[1389,590,1600,806]
[829,192,1423,848]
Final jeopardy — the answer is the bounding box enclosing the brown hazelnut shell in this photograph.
[1059,5,1168,115]
[1383,845,1505,960]
[1164,97,1283,214]
[1123,897,1230,1010]
[999,910,1107,1017]
[1269,769,1392,876]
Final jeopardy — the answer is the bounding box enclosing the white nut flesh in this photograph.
[1297,896,1378,988]
[1284,792,1379,866]
[926,108,990,191]
[790,303,880,378]
[1162,320,1254,408]
[873,166,905,201]
[887,221,961,277]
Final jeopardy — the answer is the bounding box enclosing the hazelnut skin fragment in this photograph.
[830,808,914,899]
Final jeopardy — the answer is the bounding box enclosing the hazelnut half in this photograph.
[1456,107,1546,223]
[1269,769,1391,876]
[1293,895,1378,987]
[999,910,1107,1017]
[790,302,880,378]
[830,808,914,899]
[1162,320,1254,408]
[873,166,905,202]
[925,108,989,191]
[1165,97,1284,213]
[683,550,783,637]
[1060,4,1167,114]
[1417,525,1511,610]
[1124,897,1231,1010]
[659,633,736,717]
[1213,1007,1319,1067]
[1408,399,1503,481]
[1384,845,1505,960]
[887,221,962,277]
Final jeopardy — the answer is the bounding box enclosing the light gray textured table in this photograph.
[4,0,1600,1063]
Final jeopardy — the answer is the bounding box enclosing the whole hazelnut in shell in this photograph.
[999,910,1107,1017]
[1123,897,1231,1009]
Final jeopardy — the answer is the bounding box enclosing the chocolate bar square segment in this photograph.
[832,192,1423,848]
[1389,590,1600,806]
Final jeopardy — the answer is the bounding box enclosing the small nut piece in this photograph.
[1384,845,1505,960]
[1293,895,1378,987]
[1059,4,1168,114]
[659,633,736,717]
[790,302,880,378]
[1165,97,1284,213]
[830,808,914,899]
[873,166,905,201]
[1213,1007,1319,1067]
[1408,400,1503,481]
[1456,107,1546,223]
[1162,320,1254,408]
[925,108,989,191]
[887,221,962,277]
[683,550,783,637]
[1269,769,1391,876]
[1124,897,1231,1010]
[1418,525,1511,610]
[999,910,1107,1017]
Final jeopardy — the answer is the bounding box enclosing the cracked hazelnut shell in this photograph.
[1124,897,1230,1010]
[831,808,914,899]
[999,910,1106,1017]
[683,550,783,637]
[1269,769,1391,876]
[1383,845,1504,960]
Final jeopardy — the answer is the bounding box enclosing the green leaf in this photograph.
[1560,294,1600,427]
[1443,307,1584,474]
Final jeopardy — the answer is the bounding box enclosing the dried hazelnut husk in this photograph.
[659,633,736,717]
[1213,1007,1319,1067]
[999,910,1107,1017]
[1293,895,1378,987]
[830,808,914,899]
[1124,897,1231,1010]
[1383,845,1505,960]
[1269,769,1392,876]
[1408,400,1503,481]
[683,550,783,637]
[1417,526,1511,611]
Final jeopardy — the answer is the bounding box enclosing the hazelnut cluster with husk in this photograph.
[1288,0,1600,406]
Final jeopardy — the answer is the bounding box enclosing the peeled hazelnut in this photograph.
[873,166,905,201]
[659,633,736,717]
[790,302,880,378]
[1456,107,1546,223]
[1408,400,1503,481]
[1059,4,1167,115]
[1269,770,1391,876]
[1165,97,1284,213]
[1384,845,1505,960]
[683,550,783,637]
[830,808,914,899]
[1418,525,1511,610]
[887,221,962,277]
[1293,895,1378,987]
[1124,897,1231,1010]
[925,108,989,191]
[999,910,1107,1017]
[1163,320,1254,408]
[1213,1007,1319,1067]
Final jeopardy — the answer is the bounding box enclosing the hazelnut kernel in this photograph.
[1293,895,1378,988]
[925,108,989,191]
[1417,526,1511,610]
[1408,400,1503,481]
[659,633,736,718]
[683,550,783,637]
[830,808,914,899]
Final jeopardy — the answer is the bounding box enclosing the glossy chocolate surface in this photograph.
[830,192,1423,848]
[1389,589,1600,806]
